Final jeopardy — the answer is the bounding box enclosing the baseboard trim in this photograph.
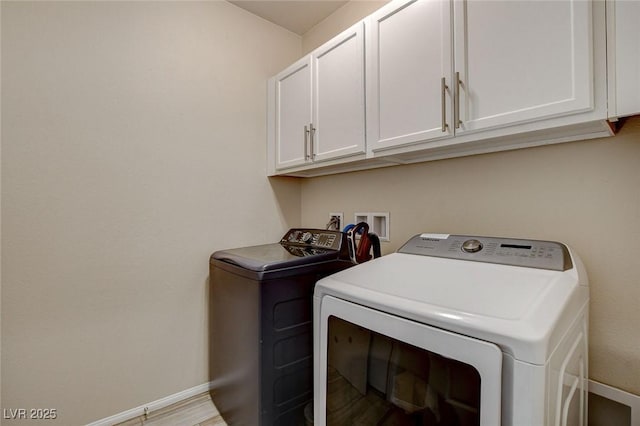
[85,382,215,426]
[86,378,638,426]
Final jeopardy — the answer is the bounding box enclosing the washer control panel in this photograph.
[399,233,572,271]
[281,228,343,251]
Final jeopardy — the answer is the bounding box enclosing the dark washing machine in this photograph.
[209,228,353,426]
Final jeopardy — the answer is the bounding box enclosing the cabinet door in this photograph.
[274,57,312,170]
[454,0,593,134]
[312,22,366,162]
[609,0,640,118]
[367,0,454,154]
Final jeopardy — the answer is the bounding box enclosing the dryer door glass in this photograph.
[326,316,481,425]
[316,296,502,426]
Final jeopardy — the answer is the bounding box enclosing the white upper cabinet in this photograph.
[268,0,610,177]
[312,22,366,162]
[366,0,454,154]
[269,22,366,173]
[607,0,640,119]
[273,57,312,170]
[454,0,593,134]
[366,0,597,154]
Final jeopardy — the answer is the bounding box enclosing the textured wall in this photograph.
[1,2,301,424]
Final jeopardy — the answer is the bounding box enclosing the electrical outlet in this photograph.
[328,212,343,231]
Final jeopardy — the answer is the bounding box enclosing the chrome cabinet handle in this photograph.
[304,125,310,160]
[455,71,462,129]
[309,123,316,160]
[441,77,449,132]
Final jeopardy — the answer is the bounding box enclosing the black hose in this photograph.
[368,233,382,259]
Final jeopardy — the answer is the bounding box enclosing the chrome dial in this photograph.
[462,239,483,253]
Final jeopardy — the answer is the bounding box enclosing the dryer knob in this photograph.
[462,239,483,253]
[301,232,314,244]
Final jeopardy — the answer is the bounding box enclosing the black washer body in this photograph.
[209,229,351,426]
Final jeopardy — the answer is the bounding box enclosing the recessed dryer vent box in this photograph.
[353,212,390,241]
[354,212,368,225]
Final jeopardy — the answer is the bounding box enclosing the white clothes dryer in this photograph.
[313,233,589,426]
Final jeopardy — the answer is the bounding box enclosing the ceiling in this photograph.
[229,1,349,35]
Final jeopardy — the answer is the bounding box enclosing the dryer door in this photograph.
[314,295,502,426]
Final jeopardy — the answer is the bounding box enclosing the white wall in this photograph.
[1,2,301,424]
[300,1,640,399]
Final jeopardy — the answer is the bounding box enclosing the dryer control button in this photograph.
[462,239,483,253]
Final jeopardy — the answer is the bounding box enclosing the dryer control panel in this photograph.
[399,234,572,271]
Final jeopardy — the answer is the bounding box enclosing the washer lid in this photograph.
[315,251,588,364]
[212,243,340,272]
